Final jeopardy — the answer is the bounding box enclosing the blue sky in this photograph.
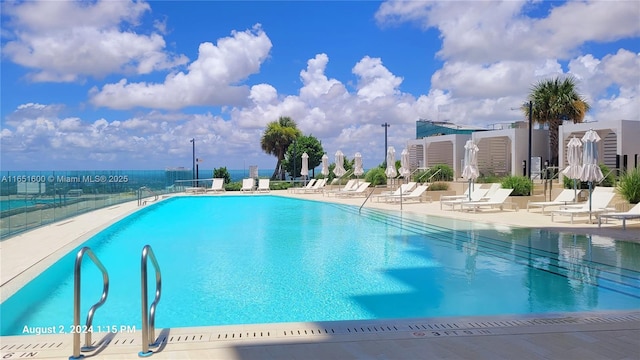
[1,0,639,172]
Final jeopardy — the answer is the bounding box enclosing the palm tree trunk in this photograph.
[271,159,281,180]
[549,118,561,166]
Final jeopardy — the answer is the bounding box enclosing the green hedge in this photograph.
[501,175,533,196]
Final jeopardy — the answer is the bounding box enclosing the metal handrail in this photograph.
[426,168,442,183]
[138,187,159,206]
[358,187,377,214]
[139,245,162,357]
[413,167,430,182]
[71,247,109,359]
[598,167,619,186]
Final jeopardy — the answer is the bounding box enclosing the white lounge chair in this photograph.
[335,182,371,197]
[460,188,515,212]
[291,179,316,193]
[257,179,271,193]
[374,182,416,202]
[206,178,226,193]
[440,187,489,210]
[439,186,472,202]
[598,203,640,230]
[550,192,615,224]
[324,179,357,196]
[480,183,501,200]
[386,185,430,203]
[304,178,327,193]
[185,184,206,194]
[240,178,255,192]
[527,189,577,214]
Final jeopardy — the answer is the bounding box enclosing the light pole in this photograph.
[293,140,297,184]
[190,138,195,187]
[527,101,532,180]
[381,122,390,166]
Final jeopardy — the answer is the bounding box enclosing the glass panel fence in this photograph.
[0,169,192,239]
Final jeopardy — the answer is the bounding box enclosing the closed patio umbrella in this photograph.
[562,136,582,200]
[385,146,397,178]
[333,150,346,177]
[461,140,479,200]
[321,154,329,176]
[580,129,604,221]
[399,148,411,179]
[353,152,364,177]
[300,152,309,185]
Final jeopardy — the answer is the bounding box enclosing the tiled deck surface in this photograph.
[2,188,639,359]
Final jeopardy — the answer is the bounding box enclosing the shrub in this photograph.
[416,164,453,182]
[225,181,242,191]
[477,172,503,184]
[365,167,387,186]
[617,167,640,203]
[501,175,533,196]
[213,167,232,184]
[562,163,616,189]
[427,182,449,191]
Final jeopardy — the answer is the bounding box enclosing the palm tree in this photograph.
[261,116,301,180]
[526,76,590,166]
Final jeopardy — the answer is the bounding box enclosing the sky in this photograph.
[1,0,639,172]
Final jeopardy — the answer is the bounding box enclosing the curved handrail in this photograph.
[71,247,109,359]
[139,245,162,357]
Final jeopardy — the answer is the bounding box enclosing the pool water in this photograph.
[2,196,639,336]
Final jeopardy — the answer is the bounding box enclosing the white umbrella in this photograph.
[562,136,582,200]
[333,150,346,177]
[300,152,309,183]
[321,154,329,176]
[580,129,604,220]
[353,152,364,177]
[385,146,397,178]
[399,148,411,178]
[461,140,479,200]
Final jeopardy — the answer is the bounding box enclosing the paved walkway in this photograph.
[1,189,639,359]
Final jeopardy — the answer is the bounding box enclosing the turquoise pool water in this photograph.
[2,196,639,336]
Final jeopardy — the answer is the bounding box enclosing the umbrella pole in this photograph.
[468,179,472,201]
[589,181,593,224]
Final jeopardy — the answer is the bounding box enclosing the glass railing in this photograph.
[0,169,192,240]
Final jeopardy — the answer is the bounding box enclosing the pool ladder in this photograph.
[70,247,110,359]
[139,245,162,357]
[69,245,162,359]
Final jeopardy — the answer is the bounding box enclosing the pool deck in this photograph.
[1,189,639,359]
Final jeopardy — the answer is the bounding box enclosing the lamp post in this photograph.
[190,138,195,187]
[381,122,390,166]
[293,140,297,184]
[527,101,532,179]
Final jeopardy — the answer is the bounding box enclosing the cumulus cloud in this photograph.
[1,0,188,82]
[1,1,638,171]
[89,25,272,110]
[376,0,640,62]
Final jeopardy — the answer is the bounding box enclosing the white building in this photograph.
[558,120,640,179]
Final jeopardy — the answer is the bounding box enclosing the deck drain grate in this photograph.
[215,331,271,340]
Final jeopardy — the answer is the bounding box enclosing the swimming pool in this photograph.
[2,196,639,336]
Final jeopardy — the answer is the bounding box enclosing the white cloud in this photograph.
[89,25,272,110]
[1,0,188,82]
[376,0,640,62]
[2,1,638,171]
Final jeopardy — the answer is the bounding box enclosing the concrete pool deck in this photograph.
[1,189,639,359]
